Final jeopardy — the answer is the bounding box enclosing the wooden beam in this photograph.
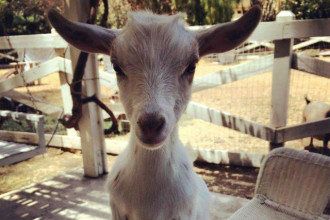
[1,90,62,115]
[0,57,63,93]
[269,12,295,150]
[249,19,330,41]
[190,18,330,41]
[193,54,273,93]
[292,53,330,79]
[64,0,107,177]
[35,119,46,153]
[283,19,330,39]
[0,51,17,61]
[192,147,265,168]
[0,18,328,51]
[0,34,67,50]
[0,144,43,167]
[293,38,320,51]
[0,131,127,155]
[0,131,266,167]
[57,57,73,74]
[270,38,292,129]
[236,42,274,54]
[0,111,43,122]
[186,102,276,141]
[276,118,330,143]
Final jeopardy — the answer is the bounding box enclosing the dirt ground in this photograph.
[0,147,258,199]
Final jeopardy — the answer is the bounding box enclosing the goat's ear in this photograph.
[48,9,118,55]
[196,6,262,57]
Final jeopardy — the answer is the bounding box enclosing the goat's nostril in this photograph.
[155,117,165,132]
[137,113,165,134]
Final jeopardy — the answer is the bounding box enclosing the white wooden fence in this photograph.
[0,11,329,173]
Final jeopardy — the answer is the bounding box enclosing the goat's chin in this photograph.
[135,134,166,150]
[140,138,166,150]
[141,142,164,151]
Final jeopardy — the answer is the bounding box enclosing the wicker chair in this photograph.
[229,148,330,220]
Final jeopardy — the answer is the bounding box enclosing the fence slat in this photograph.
[191,18,330,42]
[269,12,295,150]
[276,118,330,142]
[249,19,330,40]
[1,90,62,115]
[186,102,275,141]
[0,57,62,93]
[292,53,330,79]
[0,34,67,49]
[0,130,266,167]
[0,18,328,51]
[193,54,273,92]
[0,130,127,155]
[0,110,43,122]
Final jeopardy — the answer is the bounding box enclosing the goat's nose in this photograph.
[137,113,165,143]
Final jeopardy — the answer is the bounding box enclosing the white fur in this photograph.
[303,101,330,141]
[107,12,210,220]
[303,101,330,123]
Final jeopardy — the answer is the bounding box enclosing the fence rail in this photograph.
[0,18,328,50]
[292,53,330,79]
[0,34,67,49]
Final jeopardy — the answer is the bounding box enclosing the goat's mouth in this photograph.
[137,134,167,149]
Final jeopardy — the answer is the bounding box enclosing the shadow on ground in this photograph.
[194,161,259,199]
[0,167,250,220]
[0,168,112,220]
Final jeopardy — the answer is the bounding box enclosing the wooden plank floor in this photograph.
[0,168,248,220]
[0,141,41,166]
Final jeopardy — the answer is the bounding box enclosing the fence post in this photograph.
[270,11,295,150]
[63,0,107,177]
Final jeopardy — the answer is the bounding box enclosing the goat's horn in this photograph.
[48,9,118,54]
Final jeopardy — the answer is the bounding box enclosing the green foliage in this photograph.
[203,0,234,24]
[0,0,238,35]
[1,115,66,134]
[0,0,63,36]
[174,0,207,25]
[282,0,330,19]
[121,0,238,27]
[104,0,132,29]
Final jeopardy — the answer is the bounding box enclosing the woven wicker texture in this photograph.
[229,148,330,220]
[228,196,308,220]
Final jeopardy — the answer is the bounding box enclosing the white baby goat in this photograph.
[303,96,330,154]
[48,6,261,220]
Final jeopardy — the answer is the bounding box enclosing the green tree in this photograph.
[128,0,238,25]
[181,0,237,25]
[0,0,63,36]
[282,0,330,19]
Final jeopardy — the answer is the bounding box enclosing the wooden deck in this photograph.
[0,168,248,220]
[0,141,45,167]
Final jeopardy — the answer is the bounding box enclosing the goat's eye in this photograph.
[181,62,196,84]
[113,64,126,77]
[184,63,196,75]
